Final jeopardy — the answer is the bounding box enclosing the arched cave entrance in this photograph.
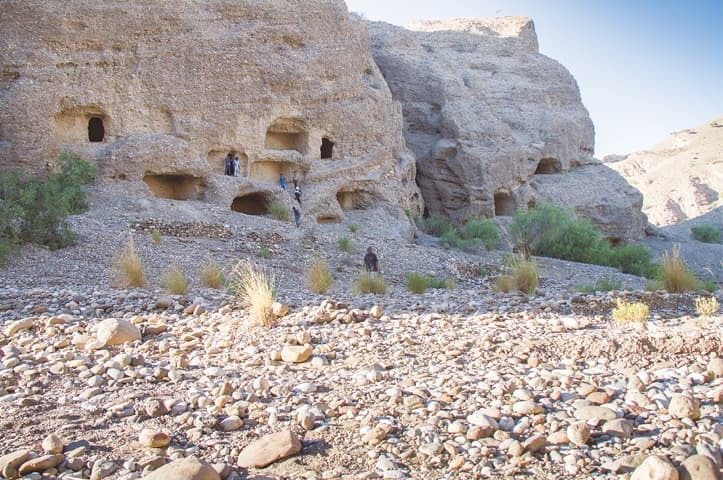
[143,174,206,200]
[231,193,270,216]
[534,158,562,174]
[321,138,334,159]
[337,190,376,211]
[88,117,105,142]
[494,192,515,217]
[264,118,309,154]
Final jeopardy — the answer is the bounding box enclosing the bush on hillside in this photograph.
[308,257,333,294]
[353,271,387,295]
[691,224,721,244]
[230,260,276,327]
[1,153,97,266]
[661,245,698,293]
[509,203,659,278]
[462,217,499,250]
[269,201,290,221]
[417,214,455,237]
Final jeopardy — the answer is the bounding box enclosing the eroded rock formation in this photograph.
[606,117,723,226]
[0,0,421,223]
[369,18,647,242]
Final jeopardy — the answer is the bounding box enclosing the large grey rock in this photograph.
[679,455,720,480]
[369,18,646,242]
[631,455,678,480]
[668,395,701,420]
[237,430,302,468]
[97,318,141,346]
[143,456,219,480]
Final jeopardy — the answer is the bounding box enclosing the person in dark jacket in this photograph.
[363,246,379,274]
[292,206,301,227]
[294,185,302,205]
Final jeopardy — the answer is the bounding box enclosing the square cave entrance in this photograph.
[143,174,206,200]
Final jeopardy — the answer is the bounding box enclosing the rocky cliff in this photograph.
[369,18,647,243]
[0,0,421,223]
[606,117,723,226]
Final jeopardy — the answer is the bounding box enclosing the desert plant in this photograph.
[269,201,290,221]
[230,260,276,327]
[608,244,659,277]
[151,228,162,245]
[200,260,225,289]
[258,245,272,259]
[509,254,539,295]
[494,275,516,293]
[462,217,499,250]
[417,214,455,237]
[661,245,698,293]
[115,234,146,288]
[577,276,624,293]
[0,153,97,261]
[405,271,429,294]
[308,257,333,294]
[439,229,481,252]
[162,264,190,295]
[353,271,388,295]
[699,279,717,293]
[338,236,352,252]
[348,223,360,233]
[695,296,719,317]
[645,279,665,291]
[446,278,456,289]
[691,224,721,244]
[612,299,649,324]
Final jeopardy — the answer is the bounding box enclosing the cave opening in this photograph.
[494,192,515,217]
[88,117,105,142]
[231,193,271,215]
[143,174,206,200]
[534,158,562,174]
[321,138,334,159]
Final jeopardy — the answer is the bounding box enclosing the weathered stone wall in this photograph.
[0,0,422,223]
[369,18,647,242]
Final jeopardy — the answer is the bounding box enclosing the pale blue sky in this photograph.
[346,0,723,156]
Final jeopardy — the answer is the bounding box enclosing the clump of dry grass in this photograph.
[162,264,190,295]
[661,245,698,293]
[115,234,146,288]
[353,271,387,295]
[695,296,719,317]
[494,254,538,294]
[612,299,649,324]
[308,257,333,294]
[151,228,162,245]
[200,260,225,289]
[230,260,276,327]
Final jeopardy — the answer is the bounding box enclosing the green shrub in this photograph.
[258,245,272,259]
[0,153,97,262]
[162,264,190,295]
[348,223,360,233]
[405,271,453,293]
[661,245,698,293]
[577,276,624,293]
[353,271,388,295]
[308,257,333,294]
[151,228,162,245]
[462,217,499,250]
[269,201,290,221]
[691,224,721,244]
[439,229,481,252]
[405,271,428,294]
[494,275,516,293]
[338,236,352,252]
[417,214,455,236]
[699,279,717,293]
[509,204,659,278]
[612,300,649,324]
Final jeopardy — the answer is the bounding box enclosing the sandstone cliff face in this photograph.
[606,118,723,226]
[0,0,421,223]
[369,18,646,242]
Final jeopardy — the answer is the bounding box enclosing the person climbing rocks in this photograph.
[233,156,240,177]
[280,173,287,190]
[292,170,299,188]
[224,154,232,176]
[364,246,379,276]
[294,185,302,205]
[292,206,301,227]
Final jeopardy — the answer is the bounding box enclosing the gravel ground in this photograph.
[0,182,721,480]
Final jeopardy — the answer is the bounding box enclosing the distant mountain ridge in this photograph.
[605,118,723,226]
